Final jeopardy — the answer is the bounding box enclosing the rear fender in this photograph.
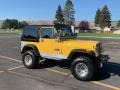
[21,45,40,57]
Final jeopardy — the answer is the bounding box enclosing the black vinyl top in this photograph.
[21,25,40,42]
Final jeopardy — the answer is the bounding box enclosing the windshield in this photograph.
[58,27,74,38]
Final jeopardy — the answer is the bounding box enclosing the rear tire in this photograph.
[22,50,39,69]
[71,57,95,81]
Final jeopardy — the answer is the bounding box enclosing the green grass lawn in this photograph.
[0,29,22,35]
[77,33,120,38]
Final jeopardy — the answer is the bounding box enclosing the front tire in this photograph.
[22,50,39,69]
[71,57,95,81]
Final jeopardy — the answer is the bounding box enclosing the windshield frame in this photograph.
[56,26,76,39]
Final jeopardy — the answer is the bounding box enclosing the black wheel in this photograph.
[22,50,39,69]
[71,57,95,81]
[95,61,101,72]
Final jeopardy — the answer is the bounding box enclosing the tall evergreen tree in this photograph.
[99,5,111,29]
[95,9,101,27]
[63,0,75,26]
[54,5,64,24]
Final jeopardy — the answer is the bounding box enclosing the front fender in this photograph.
[68,49,95,60]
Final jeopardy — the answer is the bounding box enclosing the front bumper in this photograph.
[98,55,110,64]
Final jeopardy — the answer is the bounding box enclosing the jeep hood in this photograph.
[62,40,99,51]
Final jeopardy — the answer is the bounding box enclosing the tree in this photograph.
[2,19,11,29]
[54,5,64,24]
[99,5,111,29]
[19,21,28,28]
[11,19,19,29]
[2,19,19,29]
[95,9,101,27]
[117,20,120,27]
[79,21,90,32]
[1,19,28,29]
[63,0,75,26]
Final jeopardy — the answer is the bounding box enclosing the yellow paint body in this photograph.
[22,38,99,59]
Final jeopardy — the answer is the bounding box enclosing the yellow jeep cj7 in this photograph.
[21,24,109,81]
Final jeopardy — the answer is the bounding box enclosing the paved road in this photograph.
[0,35,120,90]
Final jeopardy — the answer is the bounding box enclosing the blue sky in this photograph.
[0,0,120,21]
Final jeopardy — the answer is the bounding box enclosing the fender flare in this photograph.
[68,49,95,60]
[21,44,40,57]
